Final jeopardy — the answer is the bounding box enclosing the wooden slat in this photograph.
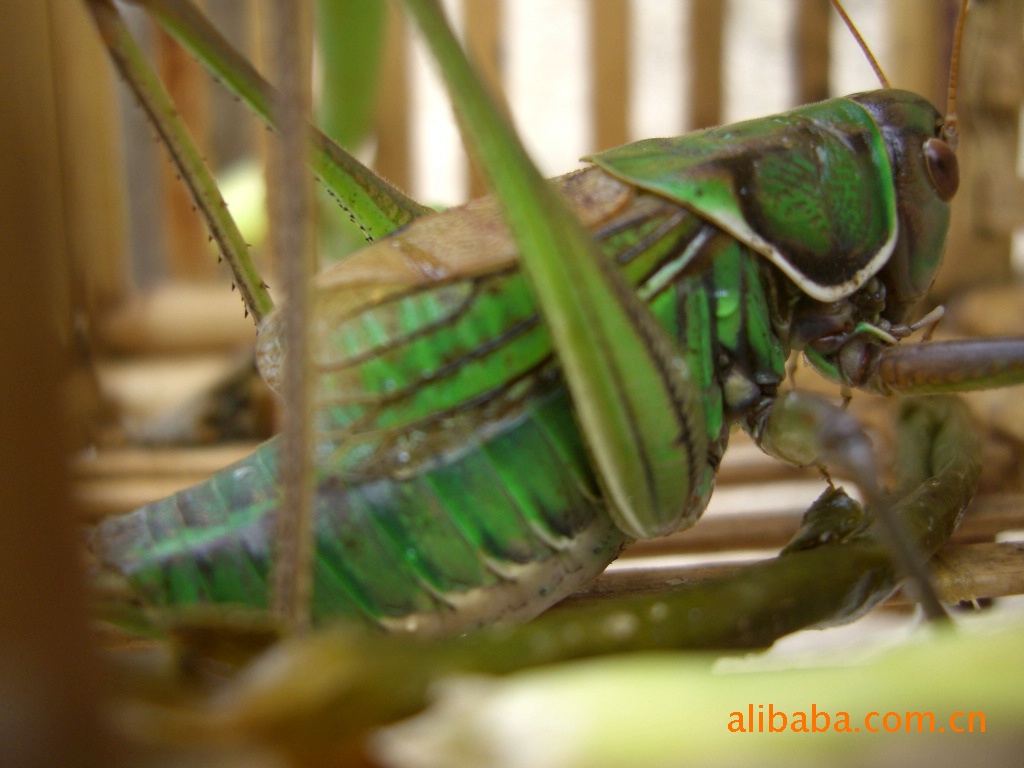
[794,0,831,103]
[0,2,113,761]
[561,541,1024,610]
[49,0,128,319]
[905,0,1021,295]
[939,0,1023,292]
[590,0,630,151]
[688,0,725,129]
[75,443,260,480]
[464,0,503,198]
[74,438,266,524]
[933,542,1024,604]
[98,282,255,354]
[887,0,947,107]
[622,493,1024,559]
[375,3,412,194]
[50,0,129,447]
[155,5,217,280]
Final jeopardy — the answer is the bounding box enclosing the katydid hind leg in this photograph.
[400,0,709,540]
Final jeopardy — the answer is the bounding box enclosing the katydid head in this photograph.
[848,89,956,324]
[828,0,966,324]
[798,0,967,388]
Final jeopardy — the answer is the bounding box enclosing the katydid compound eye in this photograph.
[923,137,959,202]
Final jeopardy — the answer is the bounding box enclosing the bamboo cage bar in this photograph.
[0,2,118,764]
[155,7,216,280]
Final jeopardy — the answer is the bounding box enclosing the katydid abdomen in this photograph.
[93,389,628,633]
[93,163,794,632]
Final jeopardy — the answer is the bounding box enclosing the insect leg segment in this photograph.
[846,337,1024,395]
[745,391,880,498]
[743,389,952,620]
[791,300,1024,397]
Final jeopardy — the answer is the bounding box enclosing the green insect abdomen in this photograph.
[93,385,625,632]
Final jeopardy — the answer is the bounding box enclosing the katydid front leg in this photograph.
[746,390,955,621]
[858,337,1024,395]
[792,332,1024,615]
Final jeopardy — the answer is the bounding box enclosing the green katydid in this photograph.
[87,0,1023,641]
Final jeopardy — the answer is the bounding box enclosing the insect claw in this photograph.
[908,305,945,341]
[886,306,945,342]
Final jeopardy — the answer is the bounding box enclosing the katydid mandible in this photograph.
[91,0,1024,635]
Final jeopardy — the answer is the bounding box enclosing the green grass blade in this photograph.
[314,0,391,258]
[132,0,432,240]
[399,0,706,538]
[316,0,386,150]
